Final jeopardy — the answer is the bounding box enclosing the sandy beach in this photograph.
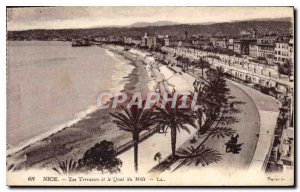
[7,46,153,170]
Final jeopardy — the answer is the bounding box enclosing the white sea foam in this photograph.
[105,49,135,93]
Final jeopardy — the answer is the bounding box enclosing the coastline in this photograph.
[7,45,152,170]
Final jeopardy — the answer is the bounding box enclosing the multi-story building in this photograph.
[249,43,258,58]
[141,34,148,47]
[93,36,108,42]
[275,36,294,65]
[228,38,238,50]
[233,28,257,55]
[256,35,277,65]
[210,37,228,49]
[123,37,132,44]
[164,35,181,47]
[156,35,165,47]
[141,33,157,48]
[289,38,294,64]
[190,36,210,49]
[233,38,257,55]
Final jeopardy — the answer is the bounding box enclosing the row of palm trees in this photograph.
[152,47,210,75]
[110,67,237,172]
[174,55,210,74]
[110,93,197,172]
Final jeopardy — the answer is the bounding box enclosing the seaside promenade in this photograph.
[102,46,280,175]
[117,51,198,174]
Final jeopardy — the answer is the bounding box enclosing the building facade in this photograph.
[123,37,132,44]
[256,36,277,65]
[141,33,157,48]
[228,38,238,50]
[233,38,257,55]
[210,37,228,49]
[249,43,258,58]
[275,36,294,65]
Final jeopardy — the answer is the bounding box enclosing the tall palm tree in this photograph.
[153,93,196,157]
[110,102,156,172]
[205,67,230,107]
[197,58,210,78]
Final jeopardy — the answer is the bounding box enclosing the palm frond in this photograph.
[52,167,61,175]
[174,146,222,171]
[53,159,78,175]
[211,127,236,139]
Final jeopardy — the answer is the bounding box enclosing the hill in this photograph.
[7,18,293,41]
[129,21,179,28]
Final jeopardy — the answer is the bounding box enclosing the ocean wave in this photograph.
[105,49,134,93]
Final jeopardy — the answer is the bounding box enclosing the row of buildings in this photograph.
[93,28,293,67]
[161,29,294,66]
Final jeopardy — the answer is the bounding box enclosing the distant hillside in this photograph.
[129,21,179,28]
[7,18,293,41]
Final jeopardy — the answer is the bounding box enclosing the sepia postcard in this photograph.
[6,6,294,186]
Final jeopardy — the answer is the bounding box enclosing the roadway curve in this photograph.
[167,69,280,173]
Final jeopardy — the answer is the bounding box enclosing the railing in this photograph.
[115,127,158,156]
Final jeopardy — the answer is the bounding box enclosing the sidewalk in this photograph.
[118,49,280,174]
[117,55,198,174]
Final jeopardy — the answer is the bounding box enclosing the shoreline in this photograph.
[7,46,152,170]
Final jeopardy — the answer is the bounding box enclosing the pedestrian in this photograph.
[230,135,235,144]
[234,134,239,143]
[230,102,234,109]
[154,152,162,164]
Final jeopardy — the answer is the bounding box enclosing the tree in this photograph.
[175,55,183,66]
[278,59,292,77]
[196,58,210,78]
[205,67,230,107]
[149,67,242,173]
[172,100,238,172]
[76,140,122,174]
[110,101,156,172]
[53,159,78,175]
[189,67,231,137]
[181,57,190,71]
[153,92,196,157]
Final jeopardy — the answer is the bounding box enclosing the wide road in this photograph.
[164,67,280,174]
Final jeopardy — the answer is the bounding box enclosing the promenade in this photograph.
[115,47,280,175]
[117,59,198,174]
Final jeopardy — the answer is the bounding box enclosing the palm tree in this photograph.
[110,101,156,172]
[52,159,78,175]
[205,67,230,107]
[153,92,196,157]
[190,66,231,136]
[195,58,210,78]
[175,55,183,66]
[182,57,190,71]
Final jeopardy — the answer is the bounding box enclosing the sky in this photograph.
[7,7,293,31]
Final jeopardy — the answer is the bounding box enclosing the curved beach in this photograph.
[7,43,151,170]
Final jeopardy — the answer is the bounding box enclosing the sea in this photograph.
[7,41,134,155]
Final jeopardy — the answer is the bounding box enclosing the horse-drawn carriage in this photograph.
[225,134,242,153]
